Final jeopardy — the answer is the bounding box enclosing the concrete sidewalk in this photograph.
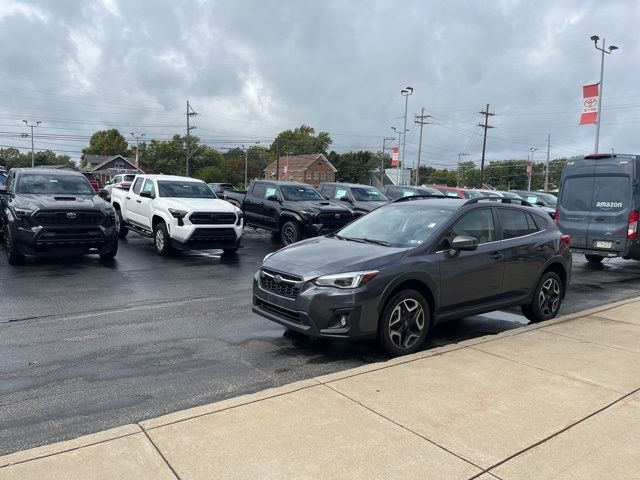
[1,299,639,480]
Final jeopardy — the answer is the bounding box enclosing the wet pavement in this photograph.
[1,230,640,455]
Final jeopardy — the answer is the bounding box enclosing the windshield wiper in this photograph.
[362,238,391,246]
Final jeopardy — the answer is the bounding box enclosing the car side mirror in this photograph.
[139,191,153,198]
[267,195,279,202]
[451,235,478,252]
[340,196,352,203]
[536,201,545,207]
[98,188,109,199]
[323,195,330,200]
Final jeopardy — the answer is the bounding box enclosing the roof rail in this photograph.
[392,194,449,203]
[462,196,533,207]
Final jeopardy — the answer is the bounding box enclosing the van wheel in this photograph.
[5,228,25,265]
[522,271,564,323]
[153,223,173,256]
[585,254,604,264]
[115,209,128,239]
[379,290,430,356]
[281,221,301,246]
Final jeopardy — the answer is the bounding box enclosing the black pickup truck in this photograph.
[318,182,389,218]
[0,168,118,265]
[226,180,353,245]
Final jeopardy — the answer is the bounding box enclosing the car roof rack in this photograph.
[392,194,449,203]
[462,196,533,207]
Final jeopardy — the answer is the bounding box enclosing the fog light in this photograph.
[328,310,351,329]
[339,315,348,327]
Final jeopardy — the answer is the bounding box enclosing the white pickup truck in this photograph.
[110,174,244,255]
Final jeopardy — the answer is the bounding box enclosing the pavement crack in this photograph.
[139,424,181,480]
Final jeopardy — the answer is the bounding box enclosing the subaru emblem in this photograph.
[66,212,77,219]
[274,275,283,284]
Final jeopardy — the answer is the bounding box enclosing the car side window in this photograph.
[132,178,144,194]
[6,171,16,193]
[386,187,399,200]
[334,187,349,200]
[264,184,279,200]
[322,185,335,198]
[527,213,544,232]
[497,209,531,239]
[251,182,266,198]
[441,208,495,248]
[142,179,156,197]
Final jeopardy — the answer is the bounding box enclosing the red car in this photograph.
[82,172,101,193]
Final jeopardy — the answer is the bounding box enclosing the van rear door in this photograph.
[586,158,633,254]
[557,160,596,249]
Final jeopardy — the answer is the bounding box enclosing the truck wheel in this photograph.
[521,271,563,323]
[5,228,26,266]
[99,238,118,261]
[153,222,173,256]
[222,245,239,255]
[585,254,604,264]
[115,209,128,239]
[281,221,301,246]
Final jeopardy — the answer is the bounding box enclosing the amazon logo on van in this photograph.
[595,201,623,209]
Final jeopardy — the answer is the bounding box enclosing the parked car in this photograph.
[230,180,353,246]
[382,185,442,200]
[557,153,640,263]
[0,168,118,265]
[208,183,237,196]
[254,196,571,355]
[318,182,389,217]
[431,186,500,199]
[431,186,467,198]
[104,174,136,196]
[110,174,243,255]
[511,190,557,208]
[82,172,101,193]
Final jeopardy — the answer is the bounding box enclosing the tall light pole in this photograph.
[130,132,145,169]
[457,153,469,187]
[400,87,413,175]
[241,143,259,188]
[590,35,618,154]
[528,147,538,191]
[22,120,41,168]
[381,136,395,187]
[390,127,404,185]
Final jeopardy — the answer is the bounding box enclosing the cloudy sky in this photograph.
[0,0,638,169]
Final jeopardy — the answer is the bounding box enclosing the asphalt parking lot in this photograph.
[1,230,640,455]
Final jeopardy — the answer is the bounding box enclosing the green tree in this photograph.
[270,125,332,156]
[328,150,378,184]
[82,129,129,162]
[139,135,186,175]
[0,147,73,169]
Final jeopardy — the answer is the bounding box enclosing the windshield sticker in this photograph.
[596,201,623,209]
[428,223,436,228]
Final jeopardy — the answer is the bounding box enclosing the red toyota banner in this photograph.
[580,83,599,125]
[391,147,399,167]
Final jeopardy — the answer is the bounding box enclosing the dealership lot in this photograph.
[1,230,640,455]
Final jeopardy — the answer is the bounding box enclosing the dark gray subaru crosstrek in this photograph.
[253,196,572,356]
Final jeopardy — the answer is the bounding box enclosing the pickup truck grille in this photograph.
[259,268,303,298]
[189,212,236,225]
[190,228,238,241]
[36,211,104,226]
[317,212,352,227]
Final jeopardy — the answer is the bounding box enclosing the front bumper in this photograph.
[251,270,379,339]
[13,224,117,257]
[168,220,244,250]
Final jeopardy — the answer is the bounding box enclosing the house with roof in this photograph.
[263,154,336,187]
[82,155,141,186]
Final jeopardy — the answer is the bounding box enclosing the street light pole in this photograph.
[130,133,146,169]
[528,147,538,191]
[381,136,395,187]
[457,153,469,187]
[390,127,403,185]
[22,120,41,167]
[590,35,618,154]
[400,87,413,176]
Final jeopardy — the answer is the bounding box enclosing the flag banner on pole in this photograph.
[391,147,399,167]
[580,83,599,125]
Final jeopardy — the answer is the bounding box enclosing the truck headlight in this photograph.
[236,211,244,225]
[299,210,315,220]
[168,208,187,219]
[313,271,379,289]
[14,207,35,219]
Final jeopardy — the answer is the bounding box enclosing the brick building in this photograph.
[263,154,336,187]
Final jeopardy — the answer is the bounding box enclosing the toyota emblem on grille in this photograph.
[274,275,283,284]
[66,212,77,219]
[334,213,340,218]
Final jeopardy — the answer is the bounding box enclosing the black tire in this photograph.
[379,289,430,357]
[5,227,26,266]
[281,221,301,246]
[115,209,128,239]
[99,239,118,261]
[153,222,173,256]
[222,245,239,255]
[585,254,604,264]
[522,271,564,323]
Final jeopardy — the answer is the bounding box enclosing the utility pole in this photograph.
[185,100,197,177]
[400,87,413,174]
[275,138,280,180]
[414,108,431,185]
[22,120,41,168]
[477,104,495,187]
[528,147,538,191]
[381,136,395,187]
[457,153,469,187]
[130,133,145,170]
[544,134,551,191]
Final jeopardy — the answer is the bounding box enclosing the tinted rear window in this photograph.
[592,176,630,212]
[560,177,594,211]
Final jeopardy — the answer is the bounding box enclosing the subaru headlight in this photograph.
[313,270,379,289]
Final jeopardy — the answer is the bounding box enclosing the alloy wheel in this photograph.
[155,229,165,251]
[388,298,425,350]
[283,226,295,245]
[538,278,561,317]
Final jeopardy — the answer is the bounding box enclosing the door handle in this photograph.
[126,196,131,200]
[594,217,605,222]
[489,252,503,260]
[136,200,141,203]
